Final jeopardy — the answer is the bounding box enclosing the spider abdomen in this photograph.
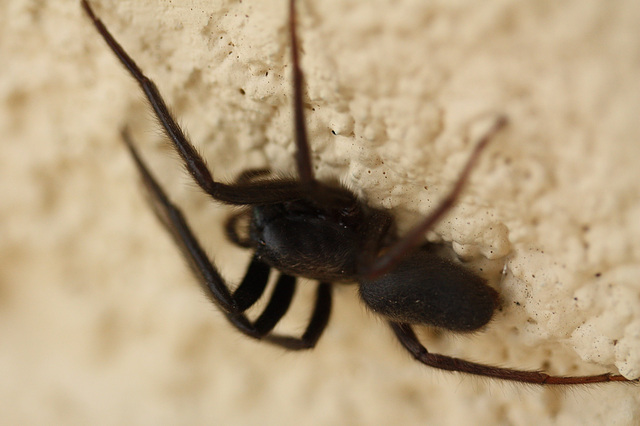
[359,250,499,331]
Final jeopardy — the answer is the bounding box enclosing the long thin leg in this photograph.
[122,128,237,314]
[82,0,306,205]
[122,128,331,349]
[363,116,508,279]
[390,322,636,385]
[288,0,315,185]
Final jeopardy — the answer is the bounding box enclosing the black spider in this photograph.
[82,0,635,385]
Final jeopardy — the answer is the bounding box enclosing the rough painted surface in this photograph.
[1,0,639,424]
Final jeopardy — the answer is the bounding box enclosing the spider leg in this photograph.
[265,282,333,350]
[227,280,332,350]
[288,0,315,185]
[390,322,636,385]
[223,170,276,248]
[224,210,254,249]
[81,0,306,205]
[122,128,331,350]
[363,116,508,279]
[234,168,272,184]
[232,255,272,311]
[121,128,237,313]
[232,273,297,336]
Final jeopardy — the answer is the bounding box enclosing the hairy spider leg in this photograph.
[81,0,306,206]
[364,116,508,280]
[390,322,634,385]
[120,127,332,349]
[83,0,332,349]
[288,0,315,185]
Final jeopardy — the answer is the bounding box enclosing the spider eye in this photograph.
[341,205,358,216]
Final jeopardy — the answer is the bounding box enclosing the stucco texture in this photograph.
[1,0,639,425]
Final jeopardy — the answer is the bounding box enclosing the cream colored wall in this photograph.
[1,0,639,424]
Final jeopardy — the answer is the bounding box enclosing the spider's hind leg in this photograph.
[389,321,635,385]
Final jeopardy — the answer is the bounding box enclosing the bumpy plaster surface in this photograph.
[1,0,639,424]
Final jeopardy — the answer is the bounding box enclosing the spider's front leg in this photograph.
[363,116,508,280]
[122,129,332,350]
[81,0,308,206]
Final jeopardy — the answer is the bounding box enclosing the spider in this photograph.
[82,0,635,385]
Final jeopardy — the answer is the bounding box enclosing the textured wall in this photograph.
[1,0,639,424]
